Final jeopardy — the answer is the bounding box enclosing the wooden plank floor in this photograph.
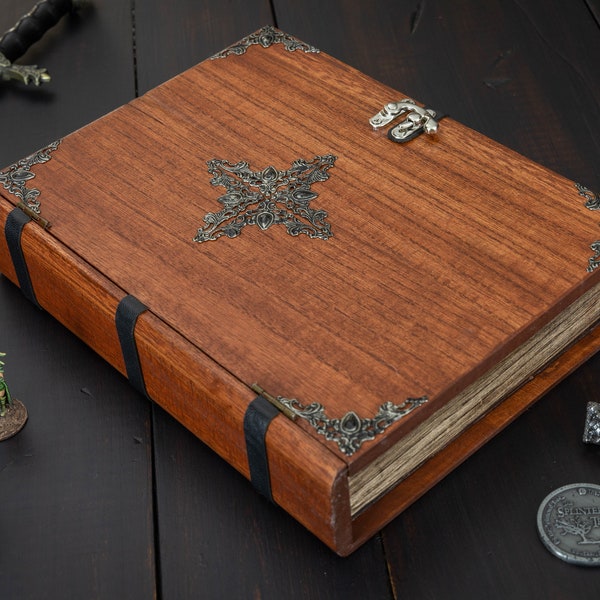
[1,1,599,597]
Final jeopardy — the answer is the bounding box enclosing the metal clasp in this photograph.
[369,99,441,143]
[250,383,298,421]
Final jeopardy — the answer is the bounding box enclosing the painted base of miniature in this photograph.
[0,398,28,441]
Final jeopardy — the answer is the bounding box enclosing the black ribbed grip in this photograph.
[0,0,75,62]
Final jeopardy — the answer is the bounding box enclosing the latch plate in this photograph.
[370,99,443,143]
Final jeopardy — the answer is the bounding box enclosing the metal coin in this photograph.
[537,483,600,566]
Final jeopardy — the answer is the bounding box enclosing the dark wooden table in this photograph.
[1,1,599,597]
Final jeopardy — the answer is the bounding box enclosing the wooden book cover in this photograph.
[2,27,600,555]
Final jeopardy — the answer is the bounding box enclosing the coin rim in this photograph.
[537,482,600,566]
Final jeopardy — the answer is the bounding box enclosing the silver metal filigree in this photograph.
[0,140,60,213]
[576,183,600,272]
[276,395,428,456]
[588,242,600,273]
[194,155,336,242]
[210,25,320,59]
[577,183,600,211]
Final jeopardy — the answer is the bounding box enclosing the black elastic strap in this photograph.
[4,207,40,308]
[244,395,280,501]
[115,295,149,398]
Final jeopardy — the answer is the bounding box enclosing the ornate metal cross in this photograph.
[194,154,337,242]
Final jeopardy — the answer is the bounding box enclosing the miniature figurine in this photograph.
[0,351,28,441]
[0,352,11,417]
[583,401,600,445]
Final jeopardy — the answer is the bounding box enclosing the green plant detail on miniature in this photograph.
[0,352,12,417]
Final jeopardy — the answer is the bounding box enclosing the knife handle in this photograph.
[0,0,81,62]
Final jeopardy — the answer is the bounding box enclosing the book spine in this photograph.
[0,198,351,554]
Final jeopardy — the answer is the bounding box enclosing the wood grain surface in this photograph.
[1,0,600,597]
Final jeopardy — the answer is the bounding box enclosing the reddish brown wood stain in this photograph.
[1,39,599,555]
